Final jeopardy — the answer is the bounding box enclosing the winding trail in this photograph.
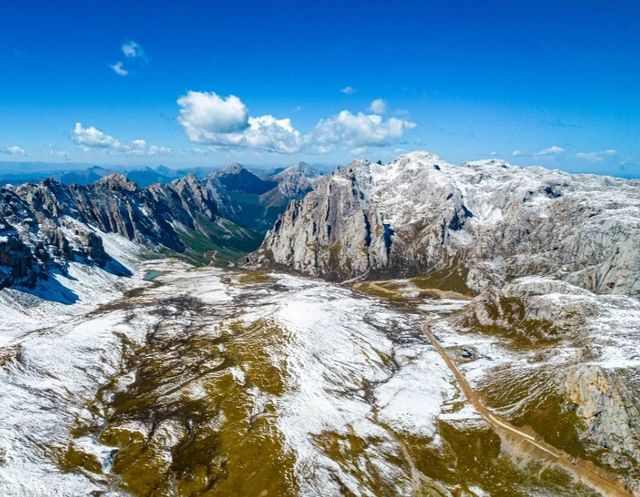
[421,321,634,497]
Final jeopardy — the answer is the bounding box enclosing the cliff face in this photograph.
[0,173,224,289]
[254,152,640,297]
[12,174,218,251]
[0,161,324,290]
[565,365,640,469]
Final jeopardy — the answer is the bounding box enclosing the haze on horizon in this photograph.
[0,0,638,178]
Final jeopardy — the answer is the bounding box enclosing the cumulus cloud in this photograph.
[178,91,249,137]
[110,61,128,77]
[511,150,525,157]
[0,145,27,156]
[368,98,386,114]
[177,91,302,153]
[534,145,565,157]
[177,91,416,154]
[122,40,144,59]
[340,86,355,95]
[308,111,416,153]
[72,123,121,149]
[243,115,303,154]
[576,149,617,162]
[72,123,170,156]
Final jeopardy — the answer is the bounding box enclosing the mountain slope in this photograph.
[206,162,321,234]
[0,173,259,289]
[253,152,640,297]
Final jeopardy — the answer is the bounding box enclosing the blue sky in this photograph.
[0,0,638,176]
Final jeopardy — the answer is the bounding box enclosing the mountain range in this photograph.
[0,162,321,289]
[1,152,639,497]
[254,152,639,297]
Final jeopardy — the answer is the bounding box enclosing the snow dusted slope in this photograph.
[255,152,640,296]
[0,227,144,345]
[0,262,606,497]
[251,152,640,491]
[439,275,640,493]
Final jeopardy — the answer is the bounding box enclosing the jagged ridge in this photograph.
[253,152,640,297]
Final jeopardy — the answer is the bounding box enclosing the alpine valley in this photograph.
[1,152,639,497]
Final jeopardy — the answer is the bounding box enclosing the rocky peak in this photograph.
[217,162,245,175]
[271,162,319,180]
[209,164,277,195]
[170,173,201,192]
[253,152,640,296]
[268,162,321,200]
[96,173,138,191]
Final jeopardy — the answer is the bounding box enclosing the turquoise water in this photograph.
[143,270,164,281]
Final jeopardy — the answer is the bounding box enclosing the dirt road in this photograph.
[421,321,634,497]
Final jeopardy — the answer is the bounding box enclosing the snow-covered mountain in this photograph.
[254,151,640,297]
[1,152,639,497]
[249,151,640,493]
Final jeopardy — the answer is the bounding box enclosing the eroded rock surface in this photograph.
[443,276,640,491]
[254,152,640,296]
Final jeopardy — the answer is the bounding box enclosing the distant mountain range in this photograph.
[0,161,330,188]
[0,162,321,289]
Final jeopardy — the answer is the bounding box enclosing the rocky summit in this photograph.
[253,152,640,297]
[0,162,320,290]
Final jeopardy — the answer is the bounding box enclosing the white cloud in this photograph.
[122,40,144,59]
[489,151,498,157]
[109,40,146,76]
[368,98,386,114]
[110,61,128,76]
[534,145,565,157]
[178,91,302,154]
[575,149,617,162]
[308,111,416,153]
[511,150,525,157]
[0,145,27,156]
[178,91,249,137]
[71,123,170,156]
[127,139,172,156]
[340,86,355,95]
[177,91,302,153]
[72,123,121,149]
[177,91,416,154]
[244,115,303,154]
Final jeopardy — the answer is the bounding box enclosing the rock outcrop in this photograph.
[448,275,640,486]
[565,365,640,471]
[0,162,324,290]
[0,234,39,288]
[254,152,640,297]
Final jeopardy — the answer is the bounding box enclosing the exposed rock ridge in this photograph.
[0,174,218,288]
[0,161,324,290]
[254,152,640,297]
